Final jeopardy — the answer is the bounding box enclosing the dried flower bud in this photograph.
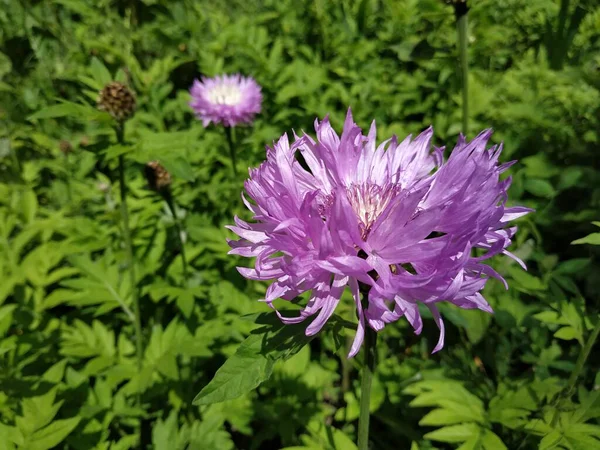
[145,160,172,193]
[59,140,73,155]
[79,136,90,147]
[97,81,136,122]
[444,0,468,18]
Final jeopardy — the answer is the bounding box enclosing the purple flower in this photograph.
[189,74,262,127]
[228,109,531,357]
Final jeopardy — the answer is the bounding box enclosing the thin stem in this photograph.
[223,126,238,177]
[64,152,73,204]
[456,6,469,136]
[164,190,189,285]
[116,127,144,408]
[341,335,353,423]
[10,145,21,179]
[551,315,600,428]
[357,325,377,450]
[342,335,352,394]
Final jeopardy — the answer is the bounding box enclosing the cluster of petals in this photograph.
[189,74,262,127]
[228,109,530,357]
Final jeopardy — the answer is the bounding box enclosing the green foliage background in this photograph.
[1,0,600,449]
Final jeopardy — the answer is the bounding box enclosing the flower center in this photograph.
[208,84,242,106]
[346,183,398,240]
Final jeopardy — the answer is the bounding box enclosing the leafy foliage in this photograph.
[1,0,599,448]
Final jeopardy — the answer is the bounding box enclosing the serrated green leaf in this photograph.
[26,417,81,450]
[152,411,181,450]
[534,311,563,325]
[539,430,564,450]
[193,334,275,405]
[482,430,507,450]
[554,326,580,341]
[420,408,476,426]
[424,423,481,443]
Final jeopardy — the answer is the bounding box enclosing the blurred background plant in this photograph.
[0,0,599,449]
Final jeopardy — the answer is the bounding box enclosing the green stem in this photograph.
[64,152,73,204]
[224,126,238,177]
[341,335,353,423]
[10,145,21,179]
[551,315,600,428]
[456,7,469,136]
[164,191,189,285]
[357,325,377,450]
[342,335,352,394]
[116,127,144,408]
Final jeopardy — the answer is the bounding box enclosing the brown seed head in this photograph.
[79,136,90,147]
[145,160,172,192]
[97,81,136,122]
[59,140,73,155]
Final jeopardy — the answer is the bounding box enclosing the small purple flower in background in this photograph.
[228,109,531,357]
[189,74,262,127]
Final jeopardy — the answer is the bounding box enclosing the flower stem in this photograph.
[357,325,377,450]
[64,152,73,204]
[224,126,238,177]
[456,3,469,136]
[163,190,189,285]
[551,315,600,427]
[116,127,144,407]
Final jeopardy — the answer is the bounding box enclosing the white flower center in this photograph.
[346,183,398,240]
[207,84,242,106]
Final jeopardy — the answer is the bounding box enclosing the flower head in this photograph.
[97,81,136,122]
[189,74,262,127]
[228,109,531,357]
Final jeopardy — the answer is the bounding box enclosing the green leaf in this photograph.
[27,102,108,122]
[103,144,137,161]
[524,179,556,198]
[0,422,23,447]
[302,419,358,450]
[424,423,481,443]
[188,414,234,450]
[193,333,275,405]
[572,233,600,245]
[458,309,491,344]
[20,189,38,223]
[481,430,507,450]
[508,266,545,291]
[539,430,563,450]
[534,311,562,325]
[554,258,591,274]
[25,417,81,450]
[176,291,195,318]
[90,57,112,86]
[194,313,320,405]
[160,155,195,182]
[554,326,580,341]
[152,411,181,450]
[420,408,478,427]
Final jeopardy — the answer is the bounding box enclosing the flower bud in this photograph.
[144,160,172,193]
[444,0,468,18]
[59,140,73,155]
[97,81,136,122]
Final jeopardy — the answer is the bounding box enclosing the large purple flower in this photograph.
[189,74,262,127]
[228,110,531,357]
